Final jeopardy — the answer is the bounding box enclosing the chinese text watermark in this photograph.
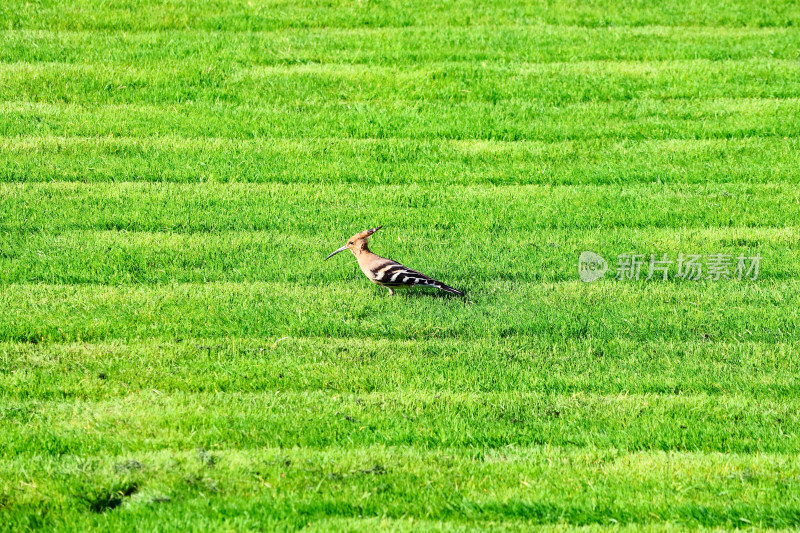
[579,252,761,282]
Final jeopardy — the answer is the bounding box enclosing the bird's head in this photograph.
[325,226,382,260]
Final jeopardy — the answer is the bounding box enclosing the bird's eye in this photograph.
[348,242,353,245]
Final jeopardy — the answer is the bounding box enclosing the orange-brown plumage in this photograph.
[325,226,464,296]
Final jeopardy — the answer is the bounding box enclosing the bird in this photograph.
[325,226,464,296]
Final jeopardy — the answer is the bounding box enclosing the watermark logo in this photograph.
[578,251,609,282]
[579,252,761,282]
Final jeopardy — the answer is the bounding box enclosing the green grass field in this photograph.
[2,0,800,530]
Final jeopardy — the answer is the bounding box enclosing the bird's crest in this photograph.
[354,226,382,240]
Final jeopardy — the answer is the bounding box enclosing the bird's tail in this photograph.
[428,280,465,296]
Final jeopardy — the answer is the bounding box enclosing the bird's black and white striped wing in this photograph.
[371,260,464,296]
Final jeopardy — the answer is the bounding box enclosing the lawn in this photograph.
[1,0,800,530]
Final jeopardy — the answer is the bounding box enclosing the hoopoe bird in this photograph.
[325,226,465,296]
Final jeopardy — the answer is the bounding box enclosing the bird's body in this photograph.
[325,226,464,296]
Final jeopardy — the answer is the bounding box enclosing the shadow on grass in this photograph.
[78,481,139,513]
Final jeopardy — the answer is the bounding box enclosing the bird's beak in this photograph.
[325,245,348,260]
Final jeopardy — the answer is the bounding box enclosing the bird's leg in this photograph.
[384,286,395,296]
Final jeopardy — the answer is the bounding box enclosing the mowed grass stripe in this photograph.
[3,338,798,400]
[2,390,798,454]
[4,136,800,185]
[4,27,800,66]
[3,27,800,65]
[2,183,797,233]
[2,447,800,529]
[2,0,798,30]
[1,281,795,343]
[1,227,796,284]
[5,59,800,106]
[5,98,800,141]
